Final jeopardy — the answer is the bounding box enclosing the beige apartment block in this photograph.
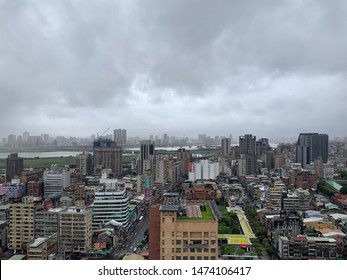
[9,203,35,252]
[59,207,93,255]
[159,203,218,260]
[27,234,58,260]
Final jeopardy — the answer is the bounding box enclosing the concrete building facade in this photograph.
[6,153,23,181]
[90,189,130,229]
[9,203,35,252]
[59,207,93,255]
[93,139,123,177]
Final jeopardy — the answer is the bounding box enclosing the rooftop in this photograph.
[179,203,214,221]
[236,209,256,239]
[30,237,48,248]
[306,236,336,243]
[325,180,343,191]
[218,234,252,246]
[159,205,180,212]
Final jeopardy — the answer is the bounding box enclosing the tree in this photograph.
[340,186,347,195]
[236,248,245,255]
[340,171,347,179]
[220,244,235,255]
[218,224,232,234]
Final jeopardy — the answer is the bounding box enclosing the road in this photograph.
[113,210,149,259]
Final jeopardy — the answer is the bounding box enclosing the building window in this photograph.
[190,256,195,260]
[176,248,181,253]
[176,240,181,245]
[183,256,188,260]
[176,256,181,260]
[162,231,165,237]
[172,232,175,237]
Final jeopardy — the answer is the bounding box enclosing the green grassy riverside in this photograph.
[0,154,134,169]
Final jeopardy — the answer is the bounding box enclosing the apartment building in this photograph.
[90,189,130,229]
[27,234,58,260]
[9,203,35,252]
[278,235,346,260]
[59,207,92,255]
[34,208,62,238]
[149,201,218,260]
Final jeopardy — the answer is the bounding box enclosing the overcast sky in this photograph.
[1,0,347,140]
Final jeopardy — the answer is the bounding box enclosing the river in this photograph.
[0,143,278,159]
[0,146,202,159]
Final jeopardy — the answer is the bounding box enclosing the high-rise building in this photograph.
[9,203,35,251]
[7,134,16,148]
[149,201,219,260]
[176,148,192,177]
[34,208,62,238]
[43,166,70,198]
[154,157,168,197]
[59,206,93,255]
[93,139,123,176]
[238,154,256,176]
[256,138,270,157]
[76,151,93,176]
[22,131,30,142]
[155,158,168,185]
[90,189,130,229]
[138,140,155,175]
[221,138,231,156]
[188,160,219,181]
[239,134,256,155]
[6,153,23,181]
[296,133,329,168]
[238,134,256,175]
[113,129,127,145]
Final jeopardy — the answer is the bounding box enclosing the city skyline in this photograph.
[1,1,347,138]
[2,129,347,146]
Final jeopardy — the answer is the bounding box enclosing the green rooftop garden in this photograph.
[179,203,214,221]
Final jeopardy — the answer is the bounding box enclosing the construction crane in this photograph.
[97,127,111,139]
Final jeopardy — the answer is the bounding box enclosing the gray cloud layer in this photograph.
[1,0,347,139]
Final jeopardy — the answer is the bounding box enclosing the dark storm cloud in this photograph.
[0,0,346,138]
